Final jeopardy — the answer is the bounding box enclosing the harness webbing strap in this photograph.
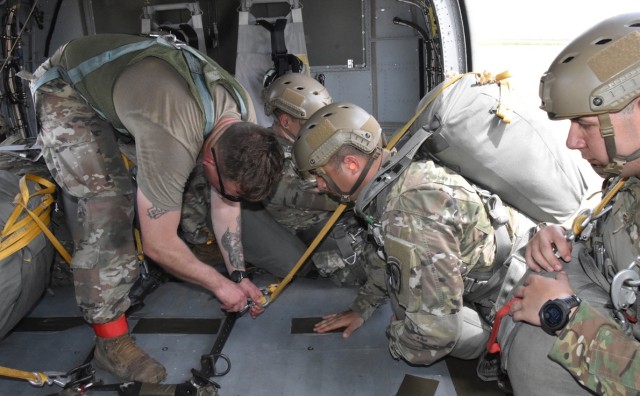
[258,18,290,77]
[32,35,249,138]
[32,38,169,92]
[181,48,215,136]
[355,128,432,219]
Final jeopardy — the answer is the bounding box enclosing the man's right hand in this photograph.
[216,278,250,313]
[525,224,572,273]
[313,310,364,338]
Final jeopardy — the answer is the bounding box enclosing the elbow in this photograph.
[141,241,164,262]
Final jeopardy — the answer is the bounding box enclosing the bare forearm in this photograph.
[144,233,226,292]
[210,189,246,274]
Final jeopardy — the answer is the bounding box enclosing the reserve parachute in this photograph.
[404,72,587,224]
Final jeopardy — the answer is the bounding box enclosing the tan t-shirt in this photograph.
[113,57,255,211]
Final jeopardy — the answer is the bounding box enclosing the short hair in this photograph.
[216,122,284,202]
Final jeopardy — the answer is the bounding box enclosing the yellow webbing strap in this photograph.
[269,204,346,302]
[267,70,512,303]
[120,152,145,262]
[0,365,47,386]
[495,70,513,123]
[0,174,71,264]
[571,177,628,237]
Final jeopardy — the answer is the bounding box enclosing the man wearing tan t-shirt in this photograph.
[30,34,283,384]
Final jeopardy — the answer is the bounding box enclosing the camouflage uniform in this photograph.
[31,34,251,325]
[352,160,527,365]
[242,139,368,284]
[35,77,137,324]
[499,177,640,395]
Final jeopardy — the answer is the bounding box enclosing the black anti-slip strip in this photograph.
[290,317,345,334]
[13,317,86,332]
[132,318,221,334]
[395,374,439,396]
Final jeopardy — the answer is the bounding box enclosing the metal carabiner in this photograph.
[566,208,593,241]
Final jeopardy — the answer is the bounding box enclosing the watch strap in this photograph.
[230,270,247,283]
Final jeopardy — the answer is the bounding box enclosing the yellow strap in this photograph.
[120,152,145,261]
[0,174,72,264]
[571,177,628,237]
[269,204,347,302]
[495,71,513,123]
[0,365,47,385]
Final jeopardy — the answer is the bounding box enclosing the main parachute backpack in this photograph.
[0,172,57,339]
[407,72,587,224]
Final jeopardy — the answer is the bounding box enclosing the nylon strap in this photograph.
[0,365,47,385]
[32,35,246,138]
[0,174,71,264]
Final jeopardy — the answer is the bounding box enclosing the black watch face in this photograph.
[543,303,564,327]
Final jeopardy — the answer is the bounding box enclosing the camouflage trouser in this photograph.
[34,76,137,325]
[497,243,608,395]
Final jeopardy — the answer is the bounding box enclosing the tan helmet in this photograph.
[262,73,332,120]
[293,102,382,176]
[540,13,640,120]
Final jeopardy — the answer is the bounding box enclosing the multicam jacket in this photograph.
[549,176,640,395]
[351,160,521,365]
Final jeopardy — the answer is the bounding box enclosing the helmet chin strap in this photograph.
[322,148,381,203]
[597,113,640,175]
[597,113,623,175]
[275,115,298,143]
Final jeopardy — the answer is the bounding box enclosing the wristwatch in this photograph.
[230,270,247,283]
[539,295,581,336]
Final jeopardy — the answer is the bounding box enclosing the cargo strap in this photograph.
[0,174,71,264]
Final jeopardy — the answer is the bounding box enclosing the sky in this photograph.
[466,0,639,42]
[464,1,640,110]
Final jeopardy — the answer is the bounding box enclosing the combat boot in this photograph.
[91,315,167,384]
[93,333,167,383]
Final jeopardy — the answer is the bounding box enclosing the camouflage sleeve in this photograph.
[548,302,640,395]
[350,242,389,321]
[382,189,467,366]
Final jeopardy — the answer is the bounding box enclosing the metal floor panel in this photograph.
[0,273,485,395]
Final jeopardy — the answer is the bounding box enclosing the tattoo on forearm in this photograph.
[147,206,168,219]
[221,217,244,269]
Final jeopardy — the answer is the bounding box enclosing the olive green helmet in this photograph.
[293,102,382,176]
[262,73,332,120]
[540,13,640,120]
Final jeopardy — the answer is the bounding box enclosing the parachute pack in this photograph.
[0,171,56,340]
[376,72,588,225]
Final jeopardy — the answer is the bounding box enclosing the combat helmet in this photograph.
[262,73,332,120]
[293,102,382,174]
[540,12,640,119]
[539,13,640,175]
[293,102,382,202]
